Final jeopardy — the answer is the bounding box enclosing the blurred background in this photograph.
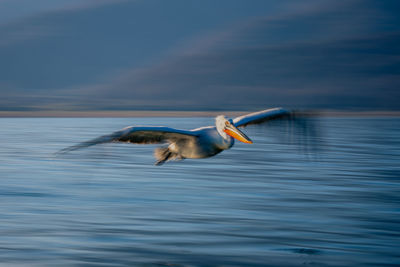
[1,0,399,113]
[0,1,400,266]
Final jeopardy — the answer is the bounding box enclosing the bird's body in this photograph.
[162,126,234,160]
[60,107,303,165]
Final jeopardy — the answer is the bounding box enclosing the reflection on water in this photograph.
[0,117,399,266]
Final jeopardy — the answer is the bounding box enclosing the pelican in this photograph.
[60,107,306,165]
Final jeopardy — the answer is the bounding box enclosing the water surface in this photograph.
[0,117,399,266]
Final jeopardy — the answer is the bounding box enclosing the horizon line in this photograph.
[0,110,400,118]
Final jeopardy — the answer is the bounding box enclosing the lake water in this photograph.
[0,117,399,266]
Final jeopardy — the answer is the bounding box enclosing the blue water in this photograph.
[0,117,399,266]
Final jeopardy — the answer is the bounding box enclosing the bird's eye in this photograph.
[225,121,229,126]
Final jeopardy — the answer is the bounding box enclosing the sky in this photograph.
[0,0,399,112]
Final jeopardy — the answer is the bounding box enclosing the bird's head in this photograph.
[215,115,253,144]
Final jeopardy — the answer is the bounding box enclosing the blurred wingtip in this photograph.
[54,146,77,157]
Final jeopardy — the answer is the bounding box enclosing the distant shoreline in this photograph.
[0,110,399,118]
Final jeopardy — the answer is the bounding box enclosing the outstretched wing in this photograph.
[233,107,321,154]
[58,126,198,154]
[233,107,292,128]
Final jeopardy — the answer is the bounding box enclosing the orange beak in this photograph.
[224,125,253,144]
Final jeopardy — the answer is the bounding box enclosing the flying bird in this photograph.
[59,108,313,165]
